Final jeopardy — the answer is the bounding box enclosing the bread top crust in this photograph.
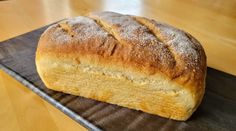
[36,12,207,104]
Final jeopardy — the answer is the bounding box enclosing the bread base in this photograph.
[36,56,195,121]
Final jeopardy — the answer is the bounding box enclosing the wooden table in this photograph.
[0,0,235,130]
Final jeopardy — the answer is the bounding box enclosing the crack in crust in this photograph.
[131,16,164,44]
[58,22,75,37]
[91,19,120,42]
[131,16,177,69]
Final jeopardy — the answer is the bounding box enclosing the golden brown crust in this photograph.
[36,11,207,119]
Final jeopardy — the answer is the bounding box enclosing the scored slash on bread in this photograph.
[36,11,206,121]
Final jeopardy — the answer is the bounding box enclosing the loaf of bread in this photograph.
[36,11,207,121]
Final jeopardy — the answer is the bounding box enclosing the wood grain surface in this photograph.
[0,24,236,131]
[0,0,236,130]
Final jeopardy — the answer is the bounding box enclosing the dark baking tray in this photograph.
[0,25,236,131]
